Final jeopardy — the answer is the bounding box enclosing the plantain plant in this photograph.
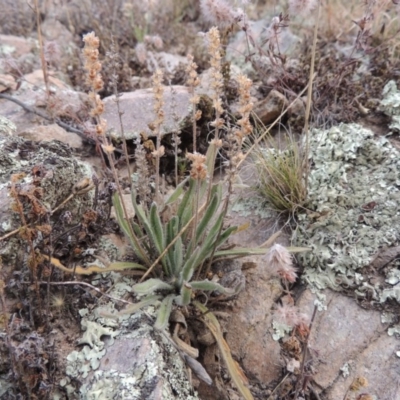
[112,141,272,329]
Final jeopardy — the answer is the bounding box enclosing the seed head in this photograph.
[265,243,297,283]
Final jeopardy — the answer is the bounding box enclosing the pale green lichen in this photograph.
[340,362,351,378]
[0,116,16,136]
[387,325,400,337]
[62,273,199,400]
[293,123,400,304]
[272,320,292,341]
[379,80,400,131]
[231,193,272,218]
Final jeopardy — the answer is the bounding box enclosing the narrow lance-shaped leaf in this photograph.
[177,178,195,227]
[112,193,147,263]
[172,233,184,277]
[100,295,161,319]
[154,294,174,330]
[190,280,240,295]
[194,187,221,245]
[194,301,254,400]
[106,261,147,271]
[180,246,201,284]
[149,202,165,253]
[192,211,225,268]
[164,177,189,206]
[213,246,311,260]
[132,278,174,295]
[182,353,212,386]
[166,216,180,276]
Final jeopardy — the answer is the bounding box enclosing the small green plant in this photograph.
[112,140,271,329]
[252,134,307,213]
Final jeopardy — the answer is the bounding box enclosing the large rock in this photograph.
[58,275,199,400]
[297,289,400,400]
[0,135,93,262]
[103,86,191,140]
[19,124,83,149]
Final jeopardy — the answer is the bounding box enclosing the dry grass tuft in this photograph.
[252,133,307,213]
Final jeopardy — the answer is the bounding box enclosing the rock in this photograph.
[0,34,35,59]
[0,74,17,92]
[19,124,83,148]
[61,275,200,400]
[24,69,70,90]
[223,254,283,384]
[149,51,189,76]
[41,17,78,77]
[0,135,93,262]
[0,82,90,135]
[287,96,306,119]
[379,80,400,132]
[297,289,400,400]
[293,123,400,302]
[253,90,288,125]
[103,86,191,140]
[226,18,300,75]
[216,211,286,386]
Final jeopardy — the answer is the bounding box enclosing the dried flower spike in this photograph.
[187,152,207,181]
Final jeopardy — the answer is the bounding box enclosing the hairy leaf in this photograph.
[132,278,174,295]
[149,202,165,253]
[100,295,160,318]
[154,294,174,330]
[164,177,189,205]
[190,279,236,295]
[112,193,147,263]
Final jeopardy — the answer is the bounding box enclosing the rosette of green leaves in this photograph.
[112,143,308,329]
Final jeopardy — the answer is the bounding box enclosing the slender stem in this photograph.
[293,305,318,400]
[37,281,132,304]
[34,0,49,97]
[236,82,311,170]
[303,1,321,197]
[0,93,93,142]
[155,132,161,203]
[192,99,197,153]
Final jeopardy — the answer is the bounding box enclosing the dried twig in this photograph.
[0,93,94,143]
[38,281,132,304]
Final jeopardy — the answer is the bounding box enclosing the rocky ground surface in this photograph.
[1,1,400,400]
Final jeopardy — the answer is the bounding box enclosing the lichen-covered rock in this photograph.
[293,123,400,304]
[0,135,93,261]
[60,275,199,400]
[379,80,400,132]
